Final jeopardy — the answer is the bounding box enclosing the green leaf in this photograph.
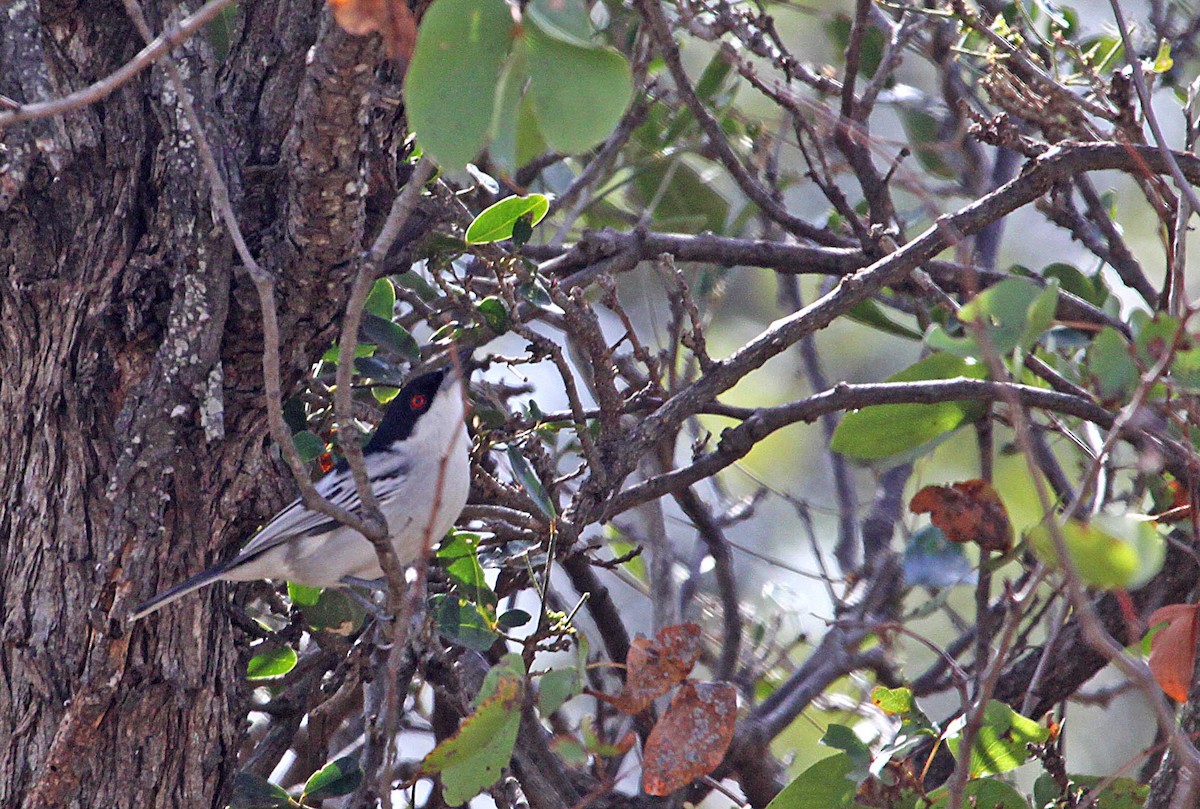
[1151,39,1174,73]
[1134,313,1183,366]
[898,108,956,178]
[282,397,308,434]
[247,644,298,681]
[830,353,986,460]
[291,430,326,463]
[365,277,396,320]
[1070,775,1149,809]
[549,735,590,766]
[372,385,400,404]
[824,13,885,77]
[927,278,1058,358]
[930,777,1029,808]
[1042,262,1102,306]
[205,3,239,62]
[466,195,551,244]
[847,299,922,340]
[538,666,583,715]
[820,724,871,780]
[302,757,363,802]
[361,314,421,361]
[300,587,368,635]
[422,655,524,805]
[229,772,293,809]
[946,701,1048,777]
[524,18,632,154]
[321,342,376,364]
[1087,327,1138,399]
[763,754,857,809]
[1172,347,1200,392]
[287,582,323,607]
[395,270,440,301]
[476,296,511,333]
[488,26,530,174]
[437,531,497,607]
[508,446,557,518]
[1027,514,1162,590]
[405,0,518,170]
[433,594,500,651]
[525,0,594,48]
[498,608,532,628]
[870,686,914,715]
[629,157,730,233]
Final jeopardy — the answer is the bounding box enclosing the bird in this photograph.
[129,367,471,621]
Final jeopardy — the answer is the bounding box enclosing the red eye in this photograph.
[410,394,427,409]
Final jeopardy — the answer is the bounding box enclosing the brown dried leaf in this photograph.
[608,623,702,714]
[641,681,737,796]
[909,479,1013,552]
[327,0,417,62]
[1148,603,1200,702]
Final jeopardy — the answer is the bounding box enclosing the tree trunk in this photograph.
[0,0,400,804]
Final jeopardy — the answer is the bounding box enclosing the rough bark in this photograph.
[0,0,399,805]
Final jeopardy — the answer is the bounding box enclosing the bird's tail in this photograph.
[128,562,232,622]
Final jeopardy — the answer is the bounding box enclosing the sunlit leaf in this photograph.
[466,195,550,244]
[945,701,1048,777]
[421,654,525,805]
[247,644,298,680]
[365,277,396,319]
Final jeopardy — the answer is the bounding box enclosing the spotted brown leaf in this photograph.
[910,480,1013,553]
[641,681,737,796]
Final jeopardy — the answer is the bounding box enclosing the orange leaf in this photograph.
[909,480,1013,552]
[1148,603,1200,701]
[606,623,703,714]
[642,681,738,796]
[327,0,417,62]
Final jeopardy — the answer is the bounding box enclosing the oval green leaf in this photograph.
[406,0,518,170]
[247,644,298,680]
[361,313,420,360]
[524,19,632,154]
[763,753,857,809]
[1027,516,1147,590]
[291,430,326,463]
[830,353,986,460]
[421,655,524,805]
[466,195,550,244]
[365,277,396,320]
